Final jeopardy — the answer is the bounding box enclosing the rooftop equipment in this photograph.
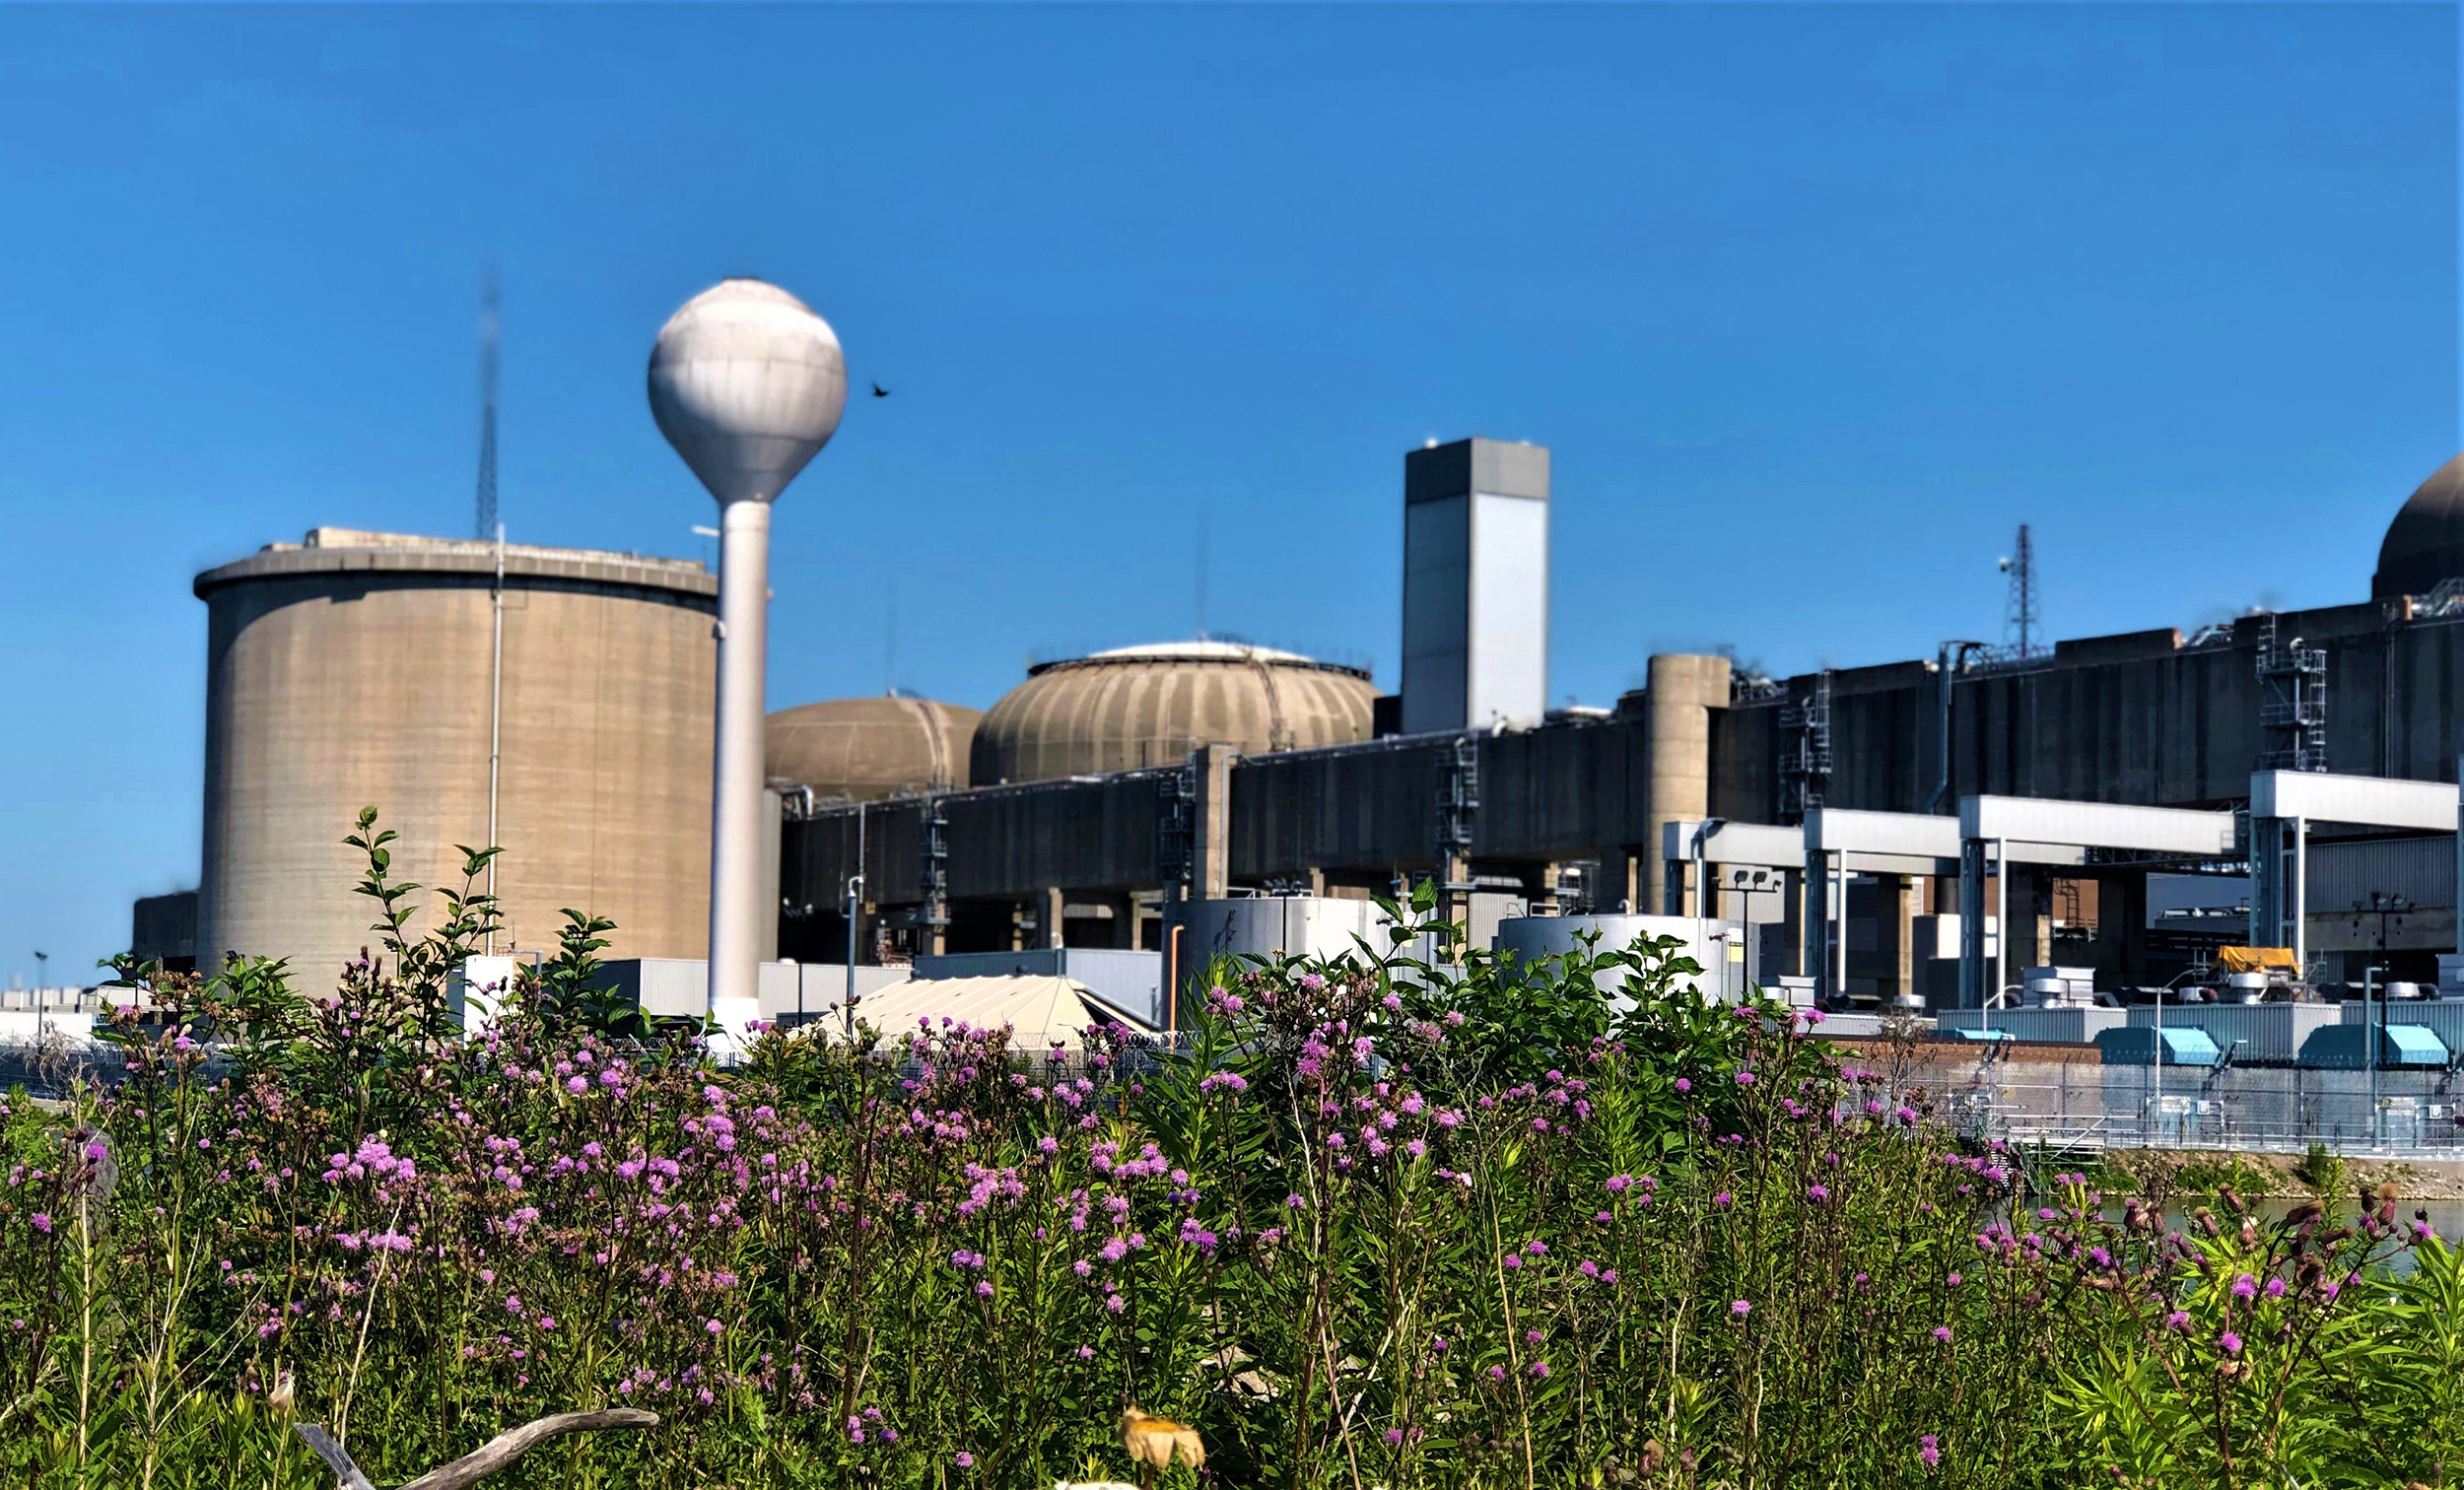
[2096,1026,2225,1067]
[2296,1023,2449,1070]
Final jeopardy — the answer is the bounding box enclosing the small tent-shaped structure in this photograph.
[845,975,1133,1050]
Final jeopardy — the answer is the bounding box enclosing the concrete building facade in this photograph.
[196,528,717,978]
[1401,438,1549,734]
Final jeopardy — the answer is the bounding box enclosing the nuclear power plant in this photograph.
[132,277,2464,1039]
[775,442,2464,1017]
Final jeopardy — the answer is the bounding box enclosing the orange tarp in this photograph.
[2214,946,2299,974]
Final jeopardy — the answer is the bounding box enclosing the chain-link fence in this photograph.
[1914,1058,2464,1156]
[0,1039,131,1101]
[19,1030,2457,1157]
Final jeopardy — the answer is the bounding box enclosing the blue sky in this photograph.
[0,4,2453,982]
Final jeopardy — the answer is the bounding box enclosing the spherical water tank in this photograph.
[195,529,718,979]
[648,279,848,506]
[971,642,1375,783]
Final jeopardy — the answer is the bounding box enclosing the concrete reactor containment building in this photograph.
[970,642,1377,784]
[765,695,980,802]
[194,527,718,978]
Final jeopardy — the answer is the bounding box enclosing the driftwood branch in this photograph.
[295,1424,377,1490]
[296,1409,658,1490]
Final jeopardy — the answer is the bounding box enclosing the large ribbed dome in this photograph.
[766,695,980,800]
[2374,453,2464,600]
[970,642,1376,783]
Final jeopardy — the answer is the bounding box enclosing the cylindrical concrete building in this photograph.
[970,642,1377,784]
[195,527,717,980]
[1642,652,1733,916]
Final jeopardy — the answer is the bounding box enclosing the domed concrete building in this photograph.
[971,642,1376,784]
[2374,453,2464,601]
[766,695,980,801]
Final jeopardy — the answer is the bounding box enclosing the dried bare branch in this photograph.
[296,1408,657,1490]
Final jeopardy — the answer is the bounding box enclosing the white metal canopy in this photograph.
[2247,770,2464,972]
[1808,807,1957,862]
[2250,771,2457,833]
[1960,796,2237,856]
[1956,794,2237,1011]
[1658,819,1802,869]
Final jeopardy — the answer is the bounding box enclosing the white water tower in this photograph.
[650,278,848,1022]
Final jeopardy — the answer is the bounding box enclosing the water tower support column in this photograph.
[709,496,773,1010]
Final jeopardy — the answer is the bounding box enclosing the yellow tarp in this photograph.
[2214,946,2299,974]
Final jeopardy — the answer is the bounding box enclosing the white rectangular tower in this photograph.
[1401,437,1549,734]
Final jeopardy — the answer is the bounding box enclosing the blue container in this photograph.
[2296,1023,2449,1070]
[2096,1026,2224,1067]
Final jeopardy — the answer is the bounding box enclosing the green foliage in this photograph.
[9,817,2464,1489]
[513,909,650,1041]
[2168,1154,2279,1199]
[344,805,504,1039]
[2049,1190,2430,1487]
[2292,1141,2347,1201]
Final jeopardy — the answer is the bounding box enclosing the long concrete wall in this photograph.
[1725,603,2464,821]
[782,602,2464,959]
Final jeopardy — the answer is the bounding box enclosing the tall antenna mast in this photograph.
[2000,522,2041,660]
[475,269,500,540]
[884,576,897,696]
[1195,506,1209,642]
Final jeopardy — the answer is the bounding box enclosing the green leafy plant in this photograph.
[513,910,649,1040]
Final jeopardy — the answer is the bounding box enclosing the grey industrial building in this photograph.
[157,442,2464,1013]
[776,443,2464,1005]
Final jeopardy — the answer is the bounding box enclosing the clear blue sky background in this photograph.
[0,4,2453,983]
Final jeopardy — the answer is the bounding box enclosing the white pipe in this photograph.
[1835,858,1848,998]
[485,522,505,955]
[2367,965,2380,1148]
[1988,839,2006,1039]
[2291,816,2306,978]
[707,497,773,1014]
[2152,937,2161,1129]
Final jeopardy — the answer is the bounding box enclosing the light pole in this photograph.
[1689,818,1725,996]
[2352,892,2412,1148]
[650,280,848,1036]
[845,801,866,1037]
[33,950,47,989]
